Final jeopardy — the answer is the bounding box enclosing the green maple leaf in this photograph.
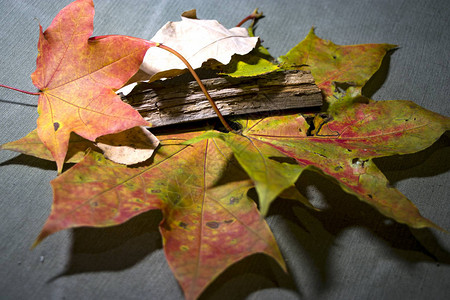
[278,27,396,102]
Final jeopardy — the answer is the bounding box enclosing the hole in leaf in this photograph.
[305,116,315,136]
[334,82,353,94]
[269,156,298,165]
[53,122,60,131]
[352,158,368,167]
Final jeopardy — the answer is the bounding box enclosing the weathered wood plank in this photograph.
[122,70,322,127]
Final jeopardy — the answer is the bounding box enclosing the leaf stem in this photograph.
[0,84,40,96]
[236,8,263,28]
[156,44,234,132]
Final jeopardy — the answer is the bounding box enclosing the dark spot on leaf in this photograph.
[229,197,239,205]
[347,149,352,152]
[314,152,327,158]
[332,55,337,59]
[91,201,98,207]
[151,189,161,193]
[53,122,60,131]
[334,166,343,171]
[224,219,234,224]
[179,222,188,229]
[368,194,373,199]
[206,221,220,229]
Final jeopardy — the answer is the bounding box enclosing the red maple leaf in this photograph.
[31,0,155,172]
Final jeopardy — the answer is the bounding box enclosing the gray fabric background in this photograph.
[1,0,449,299]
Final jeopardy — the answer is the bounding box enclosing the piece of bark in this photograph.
[122,70,322,127]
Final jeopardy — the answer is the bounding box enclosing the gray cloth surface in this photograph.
[1,0,449,299]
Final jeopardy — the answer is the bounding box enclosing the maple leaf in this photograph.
[35,130,285,300]
[278,28,396,101]
[31,0,155,172]
[191,99,449,229]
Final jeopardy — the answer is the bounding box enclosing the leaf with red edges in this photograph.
[279,28,396,101]
[31,0,155,172]
[191,100,449,229]
[246,101,449,228]
[36,130,285,300]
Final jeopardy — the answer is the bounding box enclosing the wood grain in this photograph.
[122,70,322,127]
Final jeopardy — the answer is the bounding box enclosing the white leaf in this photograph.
[96,126,159,165]
[140,11,259,76]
